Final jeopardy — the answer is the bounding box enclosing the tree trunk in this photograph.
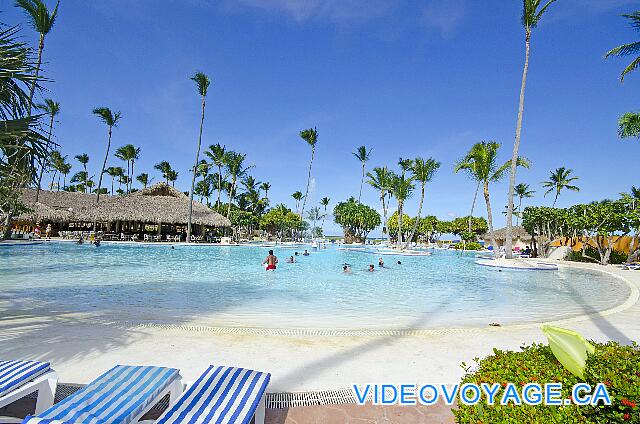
[35,112,55,202]
[2,212,13,240]
[405,184,425,250]
[216,165,222,208]
[484,182,499,258]
[130,160,135,192]
[381,192,388,241]
[96,127,112,203]
[397,202,404,246]
[27,34,45,113]
[468,181,480,236]
[301,147,314,215]
[505,32,531,260]
[358,162,364,202]
[552,192,558,208]
[227,179,236,218]
[187,96,206,243]
[516,197,523,226]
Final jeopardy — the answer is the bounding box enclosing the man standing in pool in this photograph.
[262,249,278,271]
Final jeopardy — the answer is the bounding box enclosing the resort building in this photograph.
[12,183,231,241]
[484,226,532,250]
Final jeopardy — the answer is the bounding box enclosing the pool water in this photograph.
[0,242,631,329]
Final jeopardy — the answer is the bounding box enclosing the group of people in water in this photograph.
[263,249,400,274]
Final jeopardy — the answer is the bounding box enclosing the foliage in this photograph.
[618,112,640,139]
[333,197,381,243]
[260,204,303,239]
[605,11,640,81]
[522,206,570,258]
[567,246,628,265]
[453,241,482,250]
[454,341,640,423]
[543,167,580,207]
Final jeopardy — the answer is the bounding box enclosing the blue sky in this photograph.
[3,0,639,235]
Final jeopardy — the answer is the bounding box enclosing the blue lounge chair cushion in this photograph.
[156,365,270,424]
[22,365,179,424]
[0,360,51,399]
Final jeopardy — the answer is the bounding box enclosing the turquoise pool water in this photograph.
[0,242,631,329]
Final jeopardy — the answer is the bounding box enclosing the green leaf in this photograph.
[542,325,595,379]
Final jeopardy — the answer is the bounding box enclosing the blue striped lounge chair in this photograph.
[144,365,271,424]
[0,360,57,424]
[21,365,182,424]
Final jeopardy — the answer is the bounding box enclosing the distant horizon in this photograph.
[3,0,638,237]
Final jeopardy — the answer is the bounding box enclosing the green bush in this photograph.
[567,246,628,265]
[453,241,483,250]
[453,342,640,423]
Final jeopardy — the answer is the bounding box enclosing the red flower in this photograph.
[604,380,612,387]
[623,413,630,421]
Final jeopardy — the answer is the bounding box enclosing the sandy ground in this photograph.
[1,260,638,393]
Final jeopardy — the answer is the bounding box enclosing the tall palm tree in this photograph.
[456,141,530,255]
[618,112,640,139]
[292,191,303,214]
[15,0,60,111]
[298,127,318,215]
[195,178,212,206]
[136,172,150,189]
[34,98,59,201]
[104,167,119,194]
[260,182,271,199]
[542,167,579,207]
[47,150,63,189]
[75,153,89,174]
[307,206,322,238]
[353,145,372,202]
[60,160,71,190]
[320,196,330,236]
[366,166,394,241]
[225,151,252,217]
[154,161,172,185]
[390,172,414,246]
[93,107,121,203]
[605,11,640,81]
[187,72,211,242]
[404,157,441,249]
[505,0,557,259]
[242,176,260,193]
[167,169,178,187]
[514,183,535,225]
[114,144,140,193]
[204,143,226,207]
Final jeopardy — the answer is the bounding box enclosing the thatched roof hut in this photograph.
[16,183,230,227]
[483,226,532,248]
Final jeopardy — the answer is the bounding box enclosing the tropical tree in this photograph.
[34,98,59,200]
[404,157,441,249]
[74,153,89,192]
[320,196,330,237]
[260,181,271,199]
[390,171,414,246]
[47,150,62,189]
[115,144,140,193]
[543,167,579,207]
[366,166,394,241]
[505,0,557,259]
[618,112,640,139]
[104,166,120,194]
[306,206,322,238]
[225,151,252,218]
[242,176,260,193]
[292,191,303,214]
[93,107,121,203]
[298,127,318,215]
[514,183,535,225]
[187,71,211,243]
[167,169,178,187]
[333,197,381,243]
[15,0,60,110]
[154,161,172,185]
[136,173,150,189]
[353,145,372,202]
[605,11,640,81]
[204,143,226,207]
[456,141,530,255]
[70,170,88,190]
[60,160,71,190]
[194,178,212,206]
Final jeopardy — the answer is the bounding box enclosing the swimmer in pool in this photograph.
[285,256,296,263]
[378,258,385,268]
[368,264,375,272]
[262,249,278,270]
[303,250,310,256]
[343,265,352,274]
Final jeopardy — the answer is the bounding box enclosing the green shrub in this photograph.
[453,241,483,250]
[567,246,627,265]
[453,342,640,423]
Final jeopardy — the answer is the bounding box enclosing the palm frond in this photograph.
[191,71,210,97]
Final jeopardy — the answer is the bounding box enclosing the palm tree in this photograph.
[307,206,322,238]
[167,169,178,187]
[204,143,226,207]
[366,166,394,241]
[605,11,640,81]
[404,157,441,249]
[505,0,557,259]
[47,150,63,189]
[618,112,640,139]
[114,144,140,193]
[320,197,330,236]
[104,167,119,194]
[34,98,59,201]
[15,0,60,111]
[390,172,414,246]
[187,72,211,242]
[60,160,71,190]
[353,145,372,202]
[93,107,121,203]
[542,167,579,207]
[225,151,252,217]
[75,153,89,192]
[260,182,271,199]
[195,178,212,206]
[514,183,535,225]
[298,127,318,215]
[242,176,260,193]
[136,173,150,189]
[70,170,88,190]
[456,141,530,255]
[154,161,172,185]
[292,191,304,214]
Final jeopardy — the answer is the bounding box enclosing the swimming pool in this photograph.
[0,242,631,329]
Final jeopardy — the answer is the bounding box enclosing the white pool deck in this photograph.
[1,259,639,393]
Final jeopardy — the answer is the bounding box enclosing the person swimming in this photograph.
[378,258,385,268]
[397,260,402,265]
[285,256,296,263]
[368,264,375,272]
[343,265,352,274]
[303,250,310,256]
[262,249,278,270]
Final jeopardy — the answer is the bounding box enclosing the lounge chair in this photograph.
[22,365,182,424]
[623,263,640,270]
[144,365,270,424]
[0,360,57,423]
